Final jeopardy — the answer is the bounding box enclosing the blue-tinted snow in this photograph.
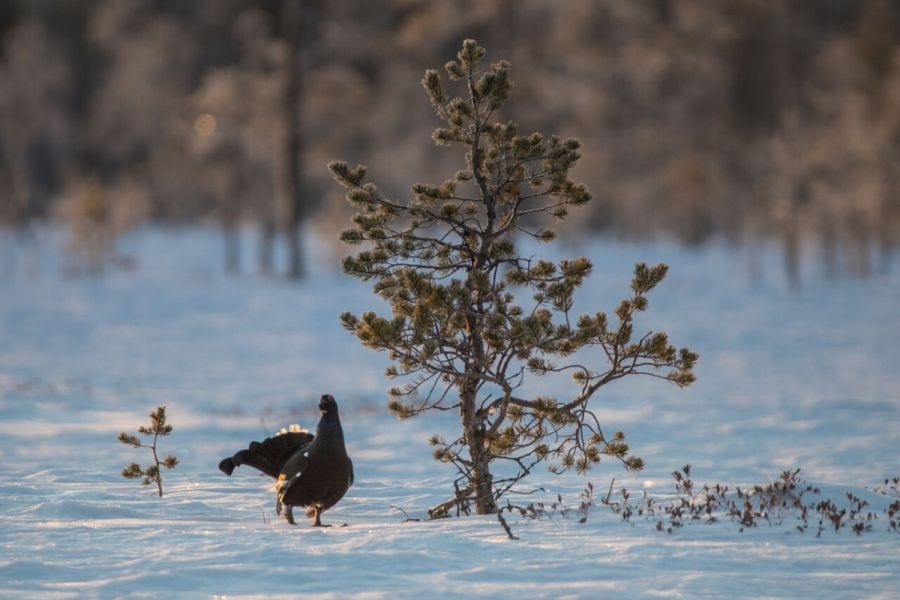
[0,227,898,598]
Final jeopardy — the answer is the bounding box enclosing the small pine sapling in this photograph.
[118,405,178,497]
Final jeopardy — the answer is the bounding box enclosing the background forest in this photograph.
[1,0,899,282]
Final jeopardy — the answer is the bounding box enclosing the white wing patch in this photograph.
[277,423,309,436]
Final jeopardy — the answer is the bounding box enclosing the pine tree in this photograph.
[329,39,697,516]
[118,406,178,497]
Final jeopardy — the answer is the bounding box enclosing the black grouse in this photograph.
[219,394,354,526]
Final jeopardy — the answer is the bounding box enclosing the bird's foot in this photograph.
[285,505,296,525]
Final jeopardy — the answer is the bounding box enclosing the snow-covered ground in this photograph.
[1,227,898,598]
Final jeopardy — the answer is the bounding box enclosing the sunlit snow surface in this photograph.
[1,228,898,598]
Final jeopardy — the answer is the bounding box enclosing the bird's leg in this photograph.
[276,475,286,517]
[285,505,296,525]
[312,506,331,527]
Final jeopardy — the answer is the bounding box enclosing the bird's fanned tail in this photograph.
[218,430,313,479]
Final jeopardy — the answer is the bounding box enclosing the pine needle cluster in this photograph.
[330,40,697,515]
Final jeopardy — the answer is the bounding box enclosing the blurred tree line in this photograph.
[0,0,898,280]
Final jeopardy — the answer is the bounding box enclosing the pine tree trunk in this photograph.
[460,383,497,515]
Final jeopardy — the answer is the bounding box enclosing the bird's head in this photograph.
[318,394,338,415]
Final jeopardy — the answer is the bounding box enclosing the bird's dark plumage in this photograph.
[218,430,314,479]
[219,394,353,527]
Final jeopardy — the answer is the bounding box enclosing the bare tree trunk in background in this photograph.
[878,163,897,274]
[223,219,240,274]
[221,163,243,275]
[258,219,275,275]
[774,1,801,289]
[872,105,898,275]
[819,209,838,279]
[849,214,872,278]
[497,0,520,123]
[282,0,304,279]
[782,219,800,288]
